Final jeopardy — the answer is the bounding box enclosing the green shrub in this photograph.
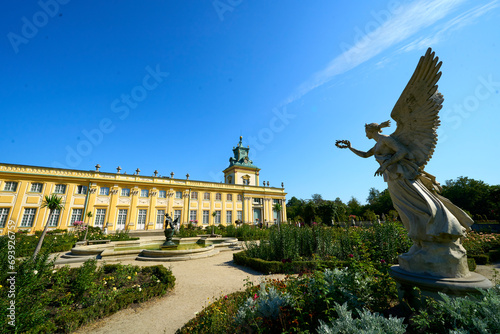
[317,303,406,334]
[467,257,477,271]
[469,254,489,265]
[412,286,500,333]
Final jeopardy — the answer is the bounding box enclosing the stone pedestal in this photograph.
[162,228,176,249]
[390,265,493,308]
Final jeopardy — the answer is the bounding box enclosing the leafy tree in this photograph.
[32,194,64,261]
[286,196,304,222]
[273,203,283,230]
[441,177,492,219]
[347,197,364,217]
[303,201,316,226]
[317,201,336,226]
[311,193,324,206]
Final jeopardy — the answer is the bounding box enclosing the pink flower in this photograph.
[380,259,386,264]
[224,295,228,300]
[348,254,354,258]
[253,293,258,301]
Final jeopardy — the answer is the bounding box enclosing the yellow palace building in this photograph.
[0,137,287,235]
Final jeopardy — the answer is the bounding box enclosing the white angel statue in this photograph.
[337,48,473,278]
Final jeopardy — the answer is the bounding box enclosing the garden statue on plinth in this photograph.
[162,213,179,248]
[336,48,492,299]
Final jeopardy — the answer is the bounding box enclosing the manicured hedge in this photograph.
[233,251,348,274]
[235,251,479,274]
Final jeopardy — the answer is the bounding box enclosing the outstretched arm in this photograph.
[336,140,374,158]
[350,146,375,158]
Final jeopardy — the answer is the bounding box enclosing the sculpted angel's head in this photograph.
[365,121,390,139]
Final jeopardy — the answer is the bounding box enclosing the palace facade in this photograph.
[0,137,286,234]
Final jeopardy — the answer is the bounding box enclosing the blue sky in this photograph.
[1,0,499,204]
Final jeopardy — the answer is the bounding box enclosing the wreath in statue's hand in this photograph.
[335,140,350,149]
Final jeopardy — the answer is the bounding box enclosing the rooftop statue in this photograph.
[337,48,474,278]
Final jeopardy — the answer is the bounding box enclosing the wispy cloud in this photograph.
[282,0,473,106]
[401,0,499,52]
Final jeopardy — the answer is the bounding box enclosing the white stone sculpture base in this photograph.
[390,265,493,307]
[398,240,470,278]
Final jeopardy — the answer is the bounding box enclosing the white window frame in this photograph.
[226,210,232,224]
[237,194,243,201]
[121,188,130,197]
[191,192,198,200]
[204,192,210,200]
[215,193,222,201]
[237,211,242,221]
[70,209,83,225]
[158,190,166,198]
[54,184,66,194]
[214,210,221,224]
[100,187,110,196]
[175,191,182,199]
[141,189,149,197]
[226,194,232,201]
[203,210,209,225]
[4,182,18,192]
[21,208,37,227]
[30,183,43,193]
[48,208,61,227]
[117,209,128,227]
[156,210,165,229]
[0,208,10,228]
[137,209,147,228]
[75,185,87,194]
[190,210,197,222]
[95,208,106,227]
[174,210,181,222]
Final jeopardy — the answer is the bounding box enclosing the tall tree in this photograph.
[32,194,64,261]
[441,177,492,219]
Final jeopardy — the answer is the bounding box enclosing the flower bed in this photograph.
[0,252,175,333]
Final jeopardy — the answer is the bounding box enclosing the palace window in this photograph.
[138,209,147,225]
[226,211,232,224]
[157,210,165,225]
[121,188,130,197]
[30,183,43,193]
[95,209,106,227]
[175,191,182,199]
[204,192,210,200]
[273,199,280,205]
[226,194,233,201]
[191,192,198,200]
[100,187,110,196]
[75,185,87,194]
[70,209,83,225]
[203,210,209,224]
[215,193,222,201]
[141,189,149,197]
[0,208,10,228]
[253,198,262,205]
[174,210,181,222]
[190,210,197,222]
[214,211,221,224]
[158,190,167,198]
[48,209,60,227]
[237,211,242,221]
[54,184,66,194]
[21,208,36,227]
[237,194,243,201]
[3,182,18,192]
[117,209,128,225]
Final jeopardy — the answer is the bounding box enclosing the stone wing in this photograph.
[390,48,443,171]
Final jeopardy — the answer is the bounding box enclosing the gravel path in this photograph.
[71,249,279,334]
[67,249,500,334]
